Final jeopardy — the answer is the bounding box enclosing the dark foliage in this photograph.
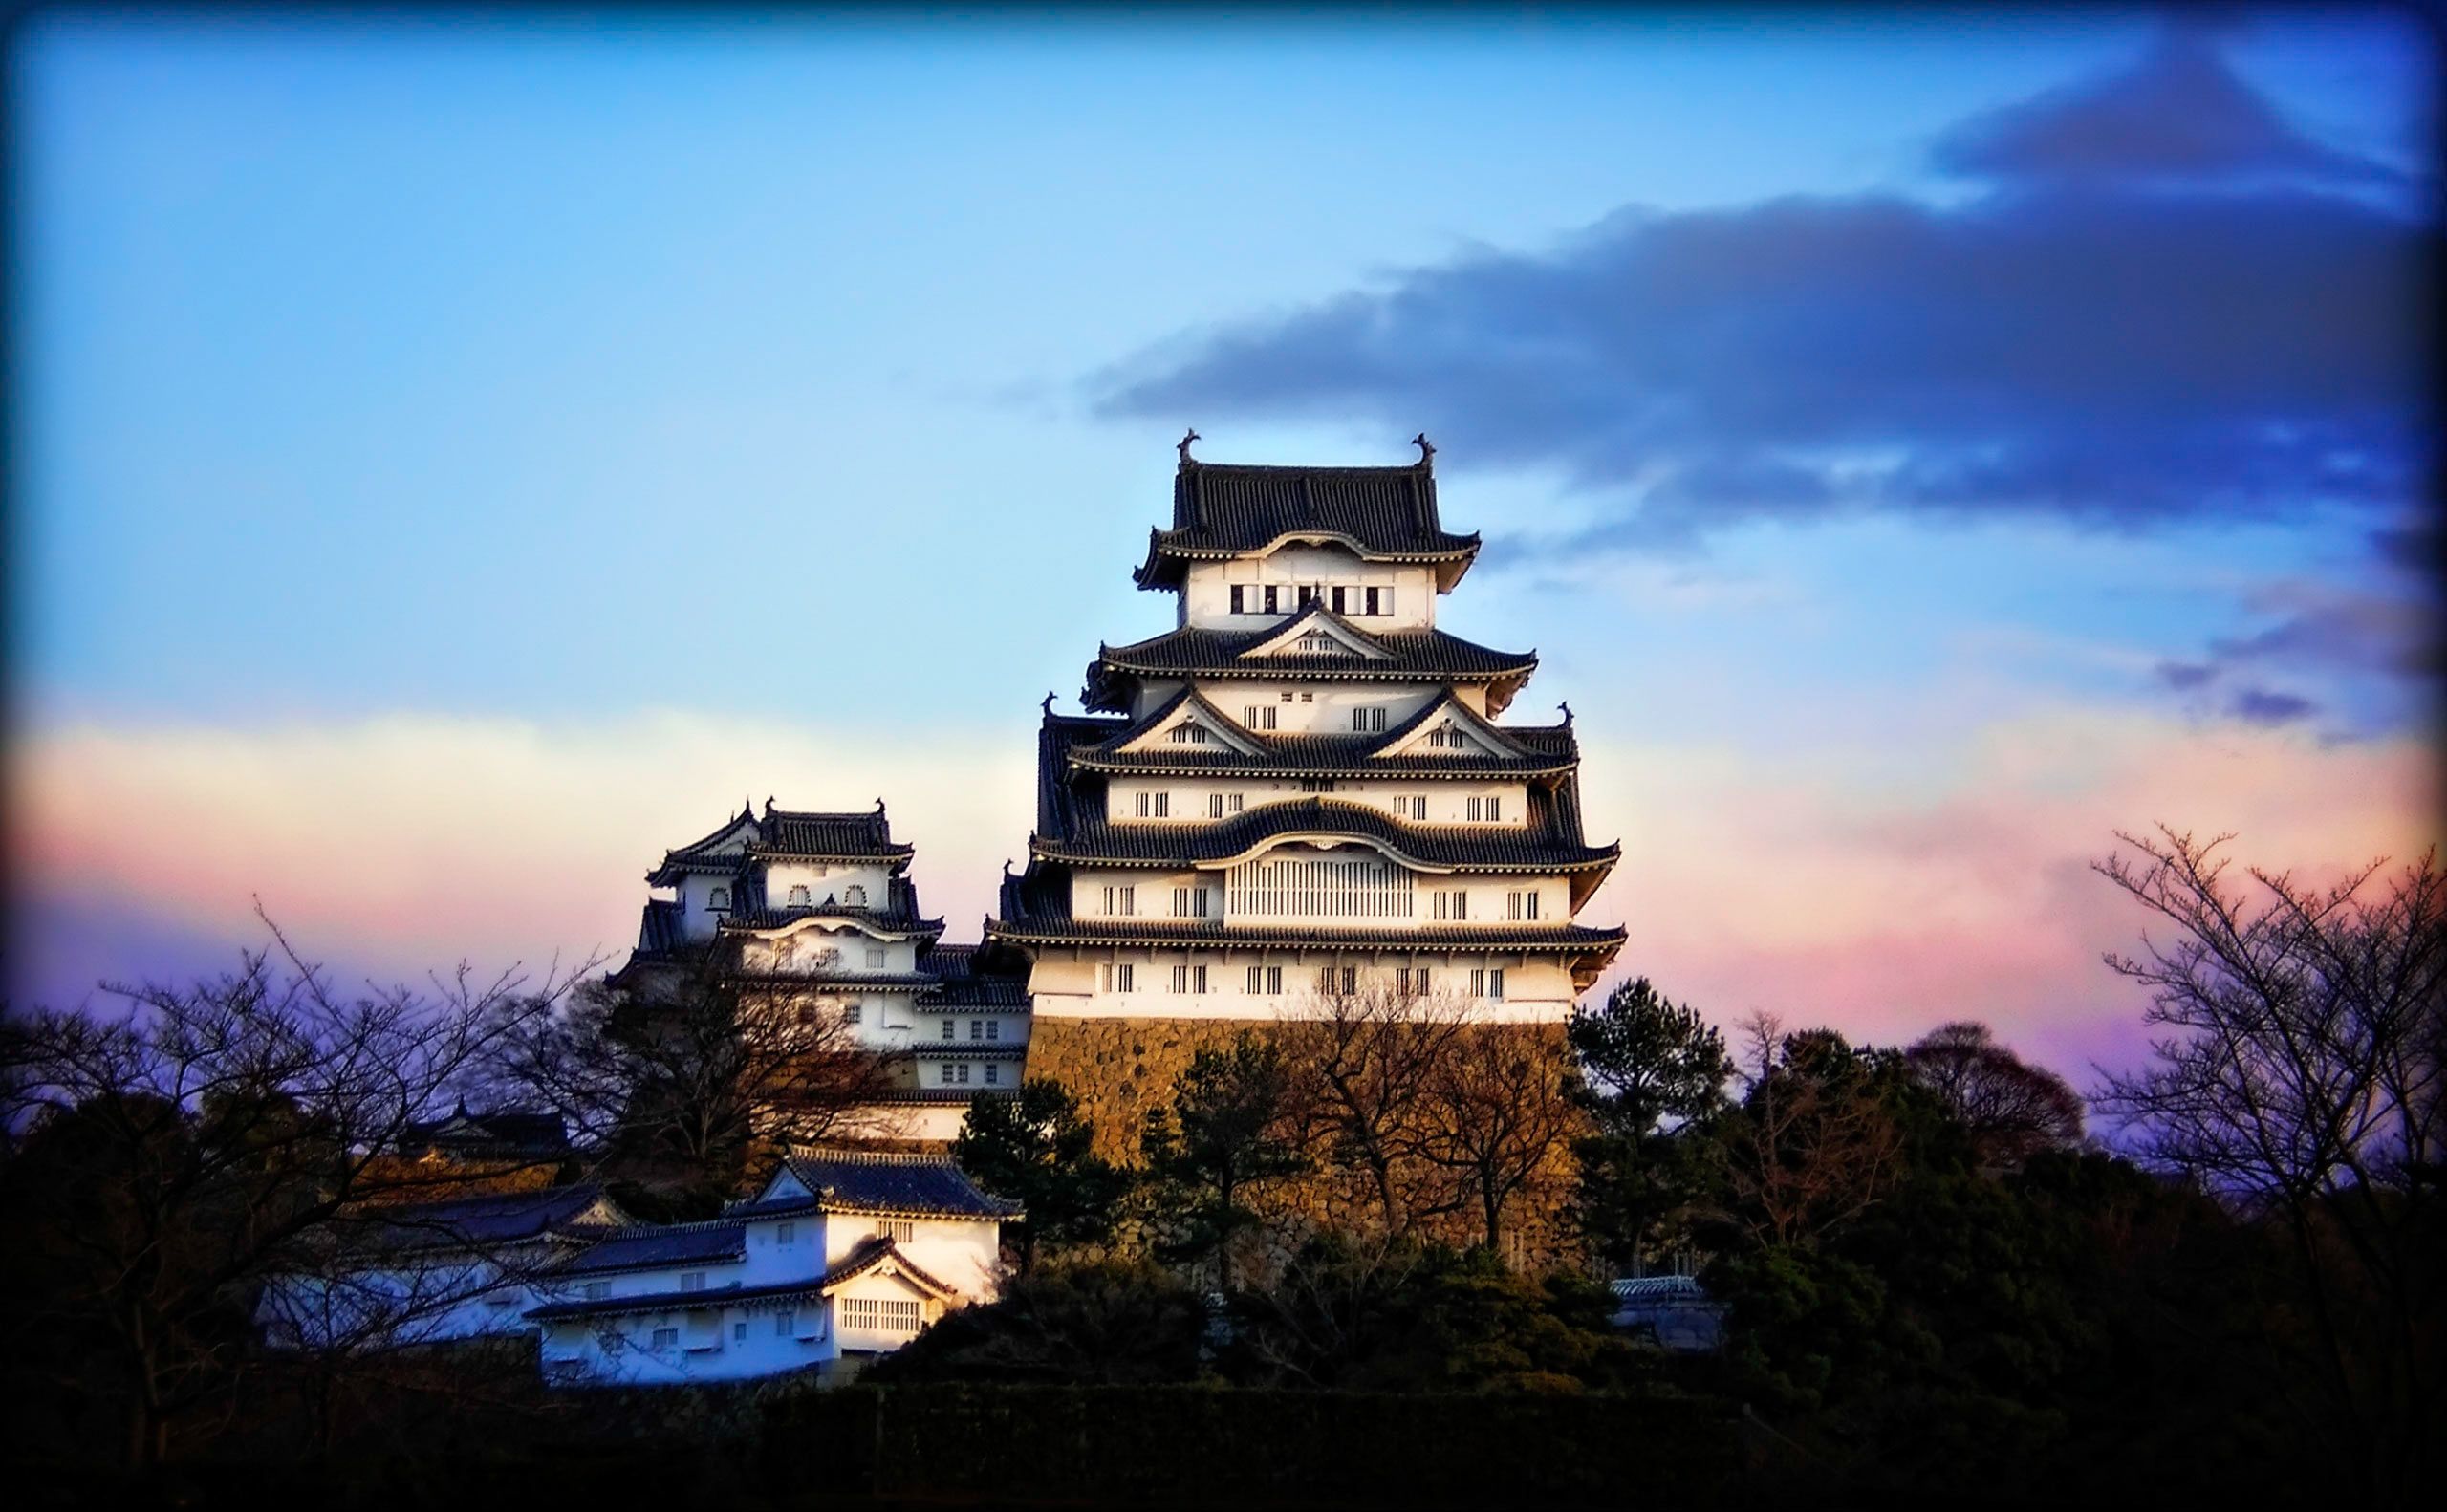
[953,1077,1132,1270]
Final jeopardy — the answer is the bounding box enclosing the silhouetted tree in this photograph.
[1279,982,1470,1236]
[1904,1021,2083,1167]
[0,921,582,1467]
[491,960,898,1200]
[1419,1025,1578,1258]
[2092,826,2447,1502]
[1720,1016,1909,1249]
[955,1078,1132,1272]
[1141,1033,1310,1289]
[1569,978,1732,1269]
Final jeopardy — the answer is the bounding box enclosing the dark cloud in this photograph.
[2227,687,2317,725]
[1091,36,2429,552]
[2155,660,2217,690]
[1931,32,2406,188]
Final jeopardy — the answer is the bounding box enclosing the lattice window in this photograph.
[1230,856,1415,918]
[842,1297,922,1333]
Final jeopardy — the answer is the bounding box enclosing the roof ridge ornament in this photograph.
[1042,690,1056,715]
[1559,700,1573,726]
[1413,432,1435,467]
[1178,427,1200,465]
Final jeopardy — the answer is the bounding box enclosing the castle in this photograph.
[620,438,1625,1141]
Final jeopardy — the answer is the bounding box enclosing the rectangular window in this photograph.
[942,1018,955,1040]
[1470,968,1506,999]
[1331,586,1347,614]
[1174,886,1190,917]
[970,1018,983,1039]
[1137,791,1150,817]
[775,1311,794,1337]
[843,1297,923,1333]
[1466,796,1483,821]
[1169,723,1209,745]
[1282,690,1295,702]
[734,1322,748,1342]
[1507,891,1524,920]
[1317,965,1337,994]
[681,1272,706,1292]
[1300,778,1338,793]
[1229,792,1245,813]
[584,1282,610,1301]
[1172,963,1189,994]
[1208,792,1225,818]
[1397,967,1427,995]
[776,1222,794,1245]
[1193,964,1208,994]
[985,1019,1000,1040]
[956,1063,972,1085]
[1247,965,1284,995]
[1244,705,1278,731]
[1103,885,1136,917]
[1115,963,1135,993]
[843,1003,863,1025]
[1263,585,1279,613]
[1350,707,1386,732]
[1411,796,1429,819]
[1485,796,1502,822]
[1230,585,1246,614]
[1432,890,1468,921]
[1365,587,1384,616]
[1300,690,1313,702]
[877,1220,915,1242]
[1297,586,1317,609]
[652,1328,679,1350]
[1156,792,1169,817]
[985,1063,1000,1085]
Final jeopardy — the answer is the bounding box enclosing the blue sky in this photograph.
[7,6,2437,1071]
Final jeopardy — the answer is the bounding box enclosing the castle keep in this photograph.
[622,439,1625,1139]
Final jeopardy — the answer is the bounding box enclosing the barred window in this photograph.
[842,1297,922,1333]
[787,884,812,907]
[1228,855,1414,918]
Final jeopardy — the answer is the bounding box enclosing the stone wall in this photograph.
[1022,1014,1592,1274]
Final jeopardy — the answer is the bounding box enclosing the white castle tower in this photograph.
[983,436,1625,1025]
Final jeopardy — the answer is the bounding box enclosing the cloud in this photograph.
[1092,36,2429,551]
[10,704,2436,1085]
[1931,31,2407,188]
[2227,687,2315,725]
[1572,705,2439,1077]
[5,711,1037,1006]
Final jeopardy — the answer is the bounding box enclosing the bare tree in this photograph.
[1277,982,1470,1237]
[1418,1024,1578,1258]
[491,960,902,1197]
[0,918,587,1467]
[1720,1013,1908,1250]
[1904,1021,2085,1167]
[2091,826,2446,1502]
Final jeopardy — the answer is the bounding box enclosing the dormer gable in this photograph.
[1241,607,1397,662]
[1373,694,1530,761]
[1113,688,1267,758]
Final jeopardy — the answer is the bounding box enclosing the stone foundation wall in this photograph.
[1022,1015,1592,1274]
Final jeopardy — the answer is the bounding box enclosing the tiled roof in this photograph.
[1070,704,1579,779]
[635,898,688,958]
[1085,624,1535,712]
[555,1223,747,1277]
[346,1184,614,1252]
[1135,459,1479,591]
[527,1274,828,1322]
[720,905,945,937]
[397,1107,570,1155]
[750,805,914,861]
[819,1235,958,1298]
[1032,794,1618,873]
[779,1147,1024,1220]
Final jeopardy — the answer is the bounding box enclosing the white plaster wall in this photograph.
[1021,944,1579,1022]
[1197,681,1446,736]
[1180,551,1440,632]
[760,861,891,911]
[1102,777,1531,827]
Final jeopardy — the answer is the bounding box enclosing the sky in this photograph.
[6,4,2439,1080]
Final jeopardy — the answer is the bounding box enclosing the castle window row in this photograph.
[933,1062,1006,1087]
[1065,962,1509,1000]
[1116,788,1512,824]
[938,1018,1005,1040]
[1229,584,1392,617]
[1098,885,1215,918]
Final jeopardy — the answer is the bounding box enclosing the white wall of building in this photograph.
[1180,551,1441,632]
[1025,944,1577,1022]
[1100,776,1530,828]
